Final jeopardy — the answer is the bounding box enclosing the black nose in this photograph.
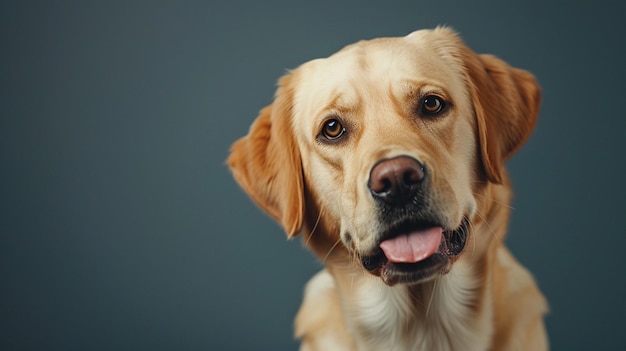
[368,156,426,206]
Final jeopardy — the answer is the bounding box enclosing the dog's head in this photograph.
[228,28,540,286]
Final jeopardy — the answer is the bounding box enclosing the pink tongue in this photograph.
[379,227,443,263]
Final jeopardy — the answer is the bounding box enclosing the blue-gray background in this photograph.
[2,1,625,350]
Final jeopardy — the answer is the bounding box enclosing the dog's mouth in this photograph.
[360,217,469,286]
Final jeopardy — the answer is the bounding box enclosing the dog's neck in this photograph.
[327,252,493,351]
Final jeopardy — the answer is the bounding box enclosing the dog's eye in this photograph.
[420,95,447,116]
[321,119,345,140]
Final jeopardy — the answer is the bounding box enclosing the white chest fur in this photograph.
[344,264,492,351]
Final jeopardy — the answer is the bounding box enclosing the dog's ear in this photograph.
[227,74,304,238]
[463,51,541,184]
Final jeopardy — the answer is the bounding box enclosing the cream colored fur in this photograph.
[228,27,548,350]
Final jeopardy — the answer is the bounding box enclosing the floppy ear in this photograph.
[463,51,541,184]
[227,75,304,238]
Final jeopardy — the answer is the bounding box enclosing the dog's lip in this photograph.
[380,254,448,286]
[360,217,469,285]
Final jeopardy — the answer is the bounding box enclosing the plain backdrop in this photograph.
[2,1,625,350]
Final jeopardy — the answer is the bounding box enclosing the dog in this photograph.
[228,27,548,351]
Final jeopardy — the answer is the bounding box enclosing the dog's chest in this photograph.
[348,270,491,351]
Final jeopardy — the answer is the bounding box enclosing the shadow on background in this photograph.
[1,1,625,350]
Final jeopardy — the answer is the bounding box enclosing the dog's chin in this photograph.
[360,217,469,286]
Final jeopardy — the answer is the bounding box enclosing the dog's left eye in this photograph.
[420,95,447,116]
[320,119,346,141]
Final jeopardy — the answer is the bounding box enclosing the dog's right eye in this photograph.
[320,119,345,141]
[419,95,449,117]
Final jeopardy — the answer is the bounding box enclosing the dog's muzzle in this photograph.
[360,156,469,285]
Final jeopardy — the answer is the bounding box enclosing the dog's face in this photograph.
[292,32,480,285]
[229,28,540,286]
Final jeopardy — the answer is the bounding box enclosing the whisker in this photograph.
[472,191,516,210]
[407,286,426,310]
[305,208,323,246]
[467,217,476,258]
[474,209,502,246]
[489,199,515,211]
[425,278,438,318]
[352,252,360,268]
[322,238,342,264]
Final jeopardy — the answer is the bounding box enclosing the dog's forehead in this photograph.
[293,30,464,118]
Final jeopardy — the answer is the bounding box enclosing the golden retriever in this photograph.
[228,27,548,351]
